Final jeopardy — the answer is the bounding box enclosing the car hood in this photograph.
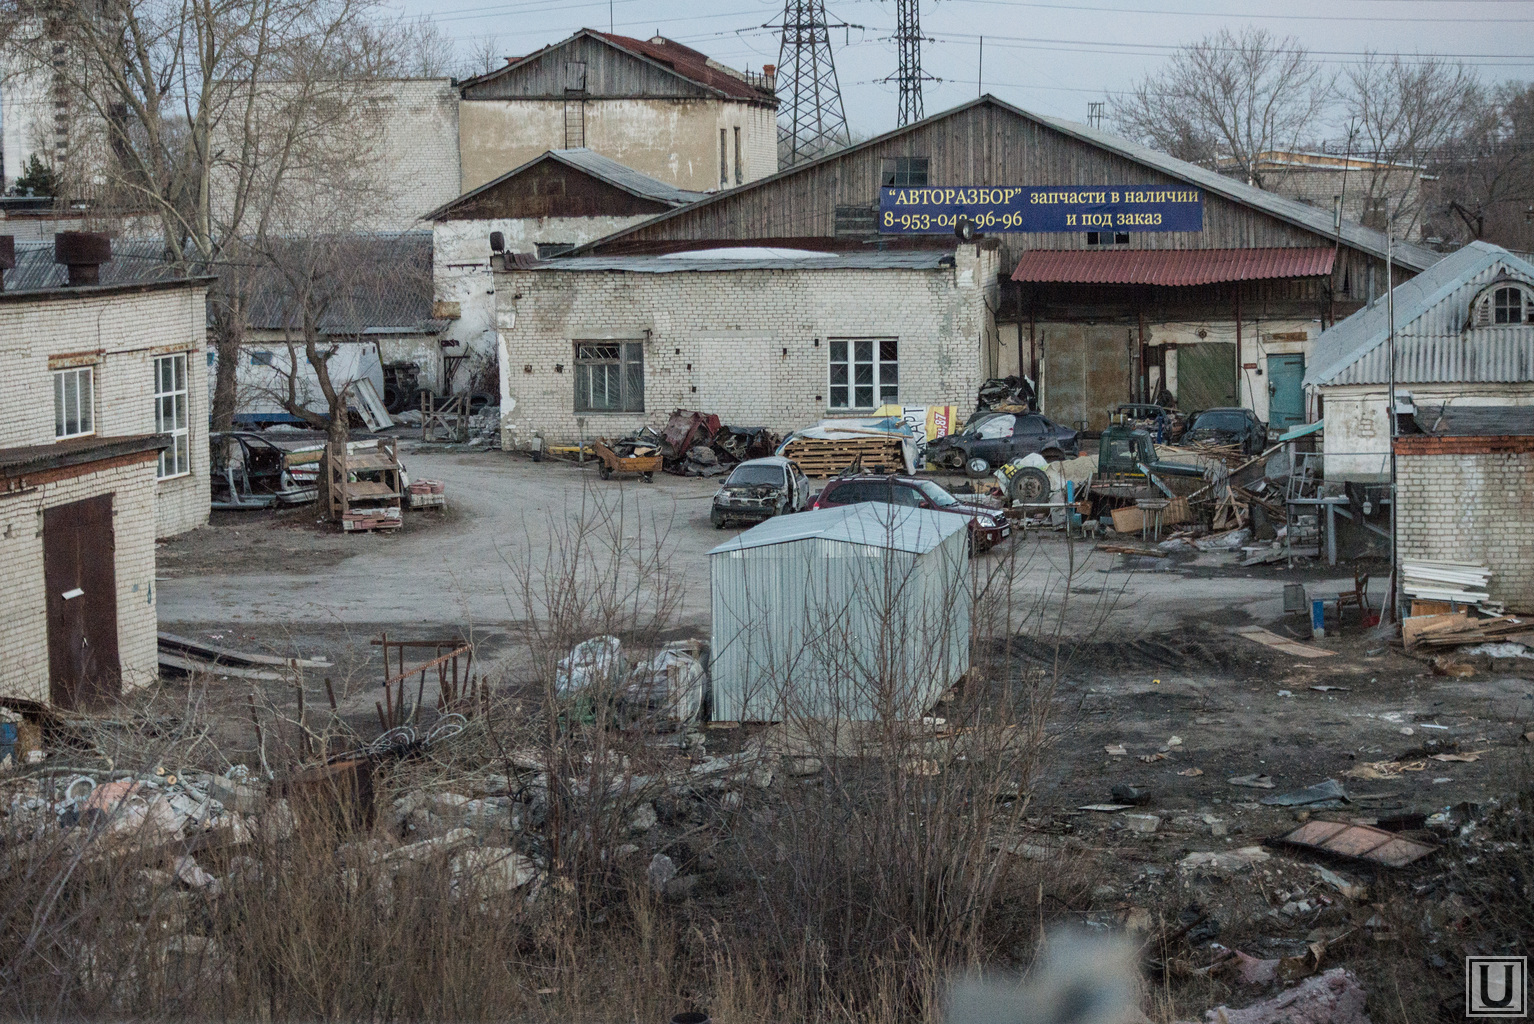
[1185,426,1244,442]
[940,501,998,520]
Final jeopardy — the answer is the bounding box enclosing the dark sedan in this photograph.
[1183,407,1268,456]
[926,411,1081,477]
[810,474,1010,553]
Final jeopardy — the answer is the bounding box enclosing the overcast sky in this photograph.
[389,0,1534,139]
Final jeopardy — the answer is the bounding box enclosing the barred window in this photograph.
[154,354,190,478]
[574,342,644,412]
[828,339,898,410]
[53,366,95,439]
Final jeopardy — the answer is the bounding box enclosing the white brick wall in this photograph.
[495,246,999,442]
[0,456,160,703]
[0,283,211,538]
[1396,450,1534,611]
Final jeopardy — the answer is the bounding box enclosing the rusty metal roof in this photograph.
[1010,246,1336,286]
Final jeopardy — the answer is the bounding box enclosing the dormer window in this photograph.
[1494,286,1528,324]
[1470,281,1534,326]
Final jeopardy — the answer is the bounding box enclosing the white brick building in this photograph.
[0,242,211,707]
[1306,242,1534,483]
[429,149,703,382]
[495,244,1000,444]
[1393,428,1534,613]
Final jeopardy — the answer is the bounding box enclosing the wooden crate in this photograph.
[781,437,905,478]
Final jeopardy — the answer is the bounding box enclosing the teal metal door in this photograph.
[1266,354,1305,430]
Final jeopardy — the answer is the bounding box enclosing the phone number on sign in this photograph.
[882,210,1040,231]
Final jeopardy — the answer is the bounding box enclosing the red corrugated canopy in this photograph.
[1010,247,1336,286]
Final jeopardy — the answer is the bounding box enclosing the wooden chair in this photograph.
[1334,565,1371,624]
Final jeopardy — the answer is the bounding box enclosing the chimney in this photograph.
[55,231,112,287]
[763,63,776,88]
[0,235,14,292]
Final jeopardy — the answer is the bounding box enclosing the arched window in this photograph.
[1471,281,1534,326]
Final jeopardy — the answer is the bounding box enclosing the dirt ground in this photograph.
[147,440,1533,1020]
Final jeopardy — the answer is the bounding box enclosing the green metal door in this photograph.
[1175,343,1236,412]
[1266,353,1306,430]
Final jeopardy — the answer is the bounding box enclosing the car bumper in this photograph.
[971,522,1010,548]
[713,502,783,521]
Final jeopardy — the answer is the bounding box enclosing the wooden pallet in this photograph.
[781,438,905,478]
[343,510,402,532]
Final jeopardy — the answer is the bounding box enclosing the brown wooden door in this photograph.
[44,494,121,708]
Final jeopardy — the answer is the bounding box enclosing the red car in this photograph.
[810,474,1011,552]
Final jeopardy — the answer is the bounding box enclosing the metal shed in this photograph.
[709,504,971,722]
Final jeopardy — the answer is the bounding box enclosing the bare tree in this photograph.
[1337,53,1480,236]
[466,34,502,78]
[1426,81,1534,249]
[1111,28,1332,187]
[4,0,405,431]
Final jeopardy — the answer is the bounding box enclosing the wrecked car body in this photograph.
[210,432,318,509]
[710,457,811,528]
[926,411,1081,477]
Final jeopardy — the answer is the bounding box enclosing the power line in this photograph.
[892,0,1534,22]
[772,0,854,163]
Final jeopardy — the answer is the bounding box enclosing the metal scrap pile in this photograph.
[636,409,775,477]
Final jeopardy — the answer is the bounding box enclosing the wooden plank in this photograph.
[1231,625,1337,659]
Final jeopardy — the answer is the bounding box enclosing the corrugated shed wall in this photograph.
[1329,259,1534,385]
[710,532,970,721]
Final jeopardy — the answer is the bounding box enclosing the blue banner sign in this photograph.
[878,186,1204,233]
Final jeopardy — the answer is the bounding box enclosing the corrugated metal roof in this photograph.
[3,238,185,291]
[709,503,969,555]
[1010,246,1335,286]
[1305,241,1534,387]
[425,148,704,220]
[523,249,956,273]
[573,95,1444,273]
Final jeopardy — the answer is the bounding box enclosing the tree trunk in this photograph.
[209,302,244,432]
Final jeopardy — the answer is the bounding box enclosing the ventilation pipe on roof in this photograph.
[0,235,14,292]
[55,231,112,286]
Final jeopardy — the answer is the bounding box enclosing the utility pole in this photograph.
[773,0,852,165]
[1386,217,1399,623]
[887,0,932,126]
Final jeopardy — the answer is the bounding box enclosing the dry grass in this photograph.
[0,487,1114,1022]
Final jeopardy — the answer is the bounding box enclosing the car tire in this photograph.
[711,510,726,529]
[965,456,991,478]
[1010,467,1051,503]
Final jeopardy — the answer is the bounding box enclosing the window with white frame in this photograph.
[574,342,644,412]
[53,366,95,439]
[828,339,898,410]
[154,354,190,478]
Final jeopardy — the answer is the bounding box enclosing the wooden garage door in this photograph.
[1176,342,1237,412]
[1039,324,1135,432]
[44,494,122,709]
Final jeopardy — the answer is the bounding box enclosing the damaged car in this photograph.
[926,411,1080,477]
[810,474,1010,553]
[710,457,812,528]
[210,432,318,509]
[1183,407,1268,455]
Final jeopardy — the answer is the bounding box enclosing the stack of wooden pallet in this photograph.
[781,434,905,478]
[1403,610,1531,650]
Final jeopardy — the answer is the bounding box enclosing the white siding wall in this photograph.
[1318,382,1534,481]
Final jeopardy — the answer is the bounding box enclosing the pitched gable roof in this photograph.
[1305,241,1534,387]
[425,149,703,221]
[572,94,1442,273]
[458,29,774,105]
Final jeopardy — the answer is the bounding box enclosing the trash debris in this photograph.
[1079,803,1133,813]
[1110,784,1152,805]
[1139,752,1169,763]
[1228,774,1276,789]
[1105,744,1128,756]
[556,636,628,695]
[1276,819,1435,867]
[1202,968,1370,1024]
[1260,779,1348,808]
[1121,813,1161,833]
[1311,865,1366,900]
[1178,768,1204,777]
[1179,846,1271,875]
[1346,760,1426,780]
[1310,686,1349,693]
[1429,751,1483,763]
[647,853,677,892]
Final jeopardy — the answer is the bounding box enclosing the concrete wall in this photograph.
[0,284,211,538]
[495,246,998,444]
[1319,383,1534,481]
[1396,439,1534,611]
[0,455,161,703]
[433,215,656,379]
[459,97,776,193]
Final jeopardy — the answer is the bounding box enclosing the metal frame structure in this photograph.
[774,0,851,165]
[887,0,932,126]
